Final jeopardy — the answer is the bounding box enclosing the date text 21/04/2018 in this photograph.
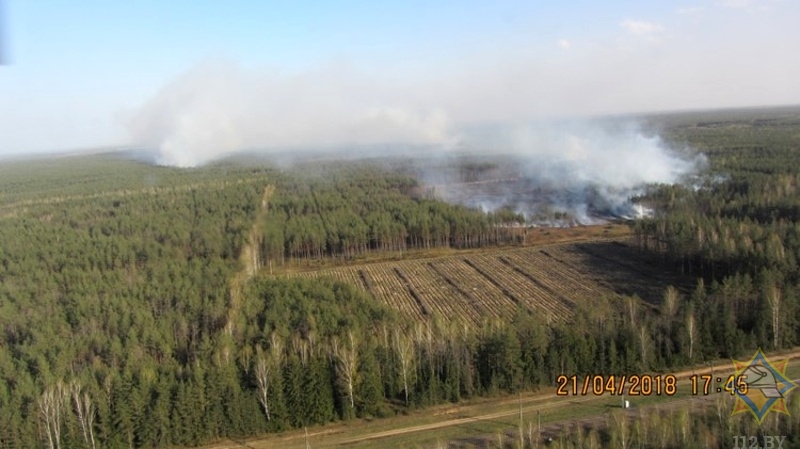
[555,374,750,397]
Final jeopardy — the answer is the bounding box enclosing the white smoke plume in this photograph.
[427,121,705,223]
[123,61,452,167]
[123,60,704,223]
[499,121,699,191]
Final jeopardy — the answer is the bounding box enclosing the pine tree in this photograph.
[305,355,335,425]
[149,378,172,448]
[356,341,383,417]
[111,374,135,448]
[282,355,304,428]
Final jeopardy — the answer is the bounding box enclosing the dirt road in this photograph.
[202,349,800,448]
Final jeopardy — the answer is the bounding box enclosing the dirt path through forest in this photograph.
[225,185,274,337]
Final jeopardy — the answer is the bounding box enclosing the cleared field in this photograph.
[286,238,691,323]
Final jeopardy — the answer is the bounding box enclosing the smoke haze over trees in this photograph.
[120,61,705,222]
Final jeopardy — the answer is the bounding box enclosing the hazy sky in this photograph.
[0,0,798,158]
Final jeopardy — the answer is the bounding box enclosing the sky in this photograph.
[0,0,798,160]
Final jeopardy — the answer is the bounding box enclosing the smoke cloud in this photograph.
[123,61,453,167]
[430,121,705,224]
[123,60,704,223]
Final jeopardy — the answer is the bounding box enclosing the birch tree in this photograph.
[686,309,697,362]
[38,381,66,449]
[393,330,415,406]
[766,285,782,349]
[333,331,358,410]
[69,380,97,449]
[663,286,679,322]
[610,409,630,449]
[254,350,272,421]
[627,296,639,328]
[254,333,284,421]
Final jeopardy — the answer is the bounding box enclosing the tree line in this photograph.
[259,165,527,266]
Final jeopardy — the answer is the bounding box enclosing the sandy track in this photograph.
[225,185,274,337]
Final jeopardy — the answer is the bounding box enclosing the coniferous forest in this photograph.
[1,107,800,448]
